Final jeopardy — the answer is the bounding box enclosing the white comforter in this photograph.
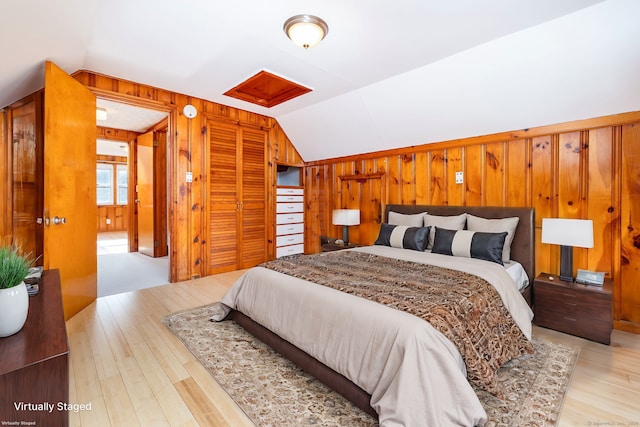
[212,246,534,426]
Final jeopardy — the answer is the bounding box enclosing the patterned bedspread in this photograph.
[261,250,534,397]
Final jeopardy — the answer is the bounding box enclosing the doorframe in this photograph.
[91,89,176,280]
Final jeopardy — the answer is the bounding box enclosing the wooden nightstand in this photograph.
[321,242,360,252]
[534,273,612,344]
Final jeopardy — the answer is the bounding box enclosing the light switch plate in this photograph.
[186,171,193,183]
[455,171,463,184]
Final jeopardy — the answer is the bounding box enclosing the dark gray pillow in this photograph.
[374,224,430,251]
[431,227,507,265]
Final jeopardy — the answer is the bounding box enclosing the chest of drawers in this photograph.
[534,273,612,344]
[275,187,304,257]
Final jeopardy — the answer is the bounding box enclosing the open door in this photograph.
[136,129,168,258]
[43,61,97,320]
[137,131,155,256]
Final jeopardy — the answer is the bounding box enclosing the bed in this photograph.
[211,205,536,426]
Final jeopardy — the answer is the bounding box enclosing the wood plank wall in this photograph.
[305,112,640,333]
[72,71,303,282]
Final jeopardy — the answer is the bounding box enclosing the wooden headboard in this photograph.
[384,205,535,283]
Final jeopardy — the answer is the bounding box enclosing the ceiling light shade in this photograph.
[284,14,328,49]
[96,107,107,121]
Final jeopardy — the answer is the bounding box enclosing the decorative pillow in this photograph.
[466,214,519,262]
[388,211,427,227]
[431,227,507,265]
[423,213,467,249]
[374,223,430,251]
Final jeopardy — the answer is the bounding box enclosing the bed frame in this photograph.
[228,204,535,419]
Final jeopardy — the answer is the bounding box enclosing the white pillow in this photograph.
[423,213,467,249]
[388,211,426,227]
[466,214,519,262]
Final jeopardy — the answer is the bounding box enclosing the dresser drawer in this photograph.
[276,213,304,224]
[276,244,304,258]
[276,187,304,196]
[277,202,304,213]
[276,223,304,236]
[535,283,611,322]
[535,306,611,344]
[276,233,304,247]
[276,195,304,203]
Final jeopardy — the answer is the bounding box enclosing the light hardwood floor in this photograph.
[67,271,640,426]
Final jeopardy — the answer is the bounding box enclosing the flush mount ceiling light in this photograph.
[283,14,329,49]
[96,107,107,121]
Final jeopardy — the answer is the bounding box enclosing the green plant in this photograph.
[0,246,32,289]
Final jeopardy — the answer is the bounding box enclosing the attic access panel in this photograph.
[223,70,311,108]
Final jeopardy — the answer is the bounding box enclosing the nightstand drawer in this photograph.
[535,283,611,322]
[535,306,611,344]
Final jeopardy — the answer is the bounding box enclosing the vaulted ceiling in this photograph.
[2,0,639,161]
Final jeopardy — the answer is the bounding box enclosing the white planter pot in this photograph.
[0,281,29,337]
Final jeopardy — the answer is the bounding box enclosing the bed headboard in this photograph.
[384,204,535,282]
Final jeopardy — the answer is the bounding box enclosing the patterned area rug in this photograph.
[163,303,579,427]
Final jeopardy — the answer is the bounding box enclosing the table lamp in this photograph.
[541,218,594,282]
[332,209,360,245]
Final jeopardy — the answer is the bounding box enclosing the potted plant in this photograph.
[0,245,32,337]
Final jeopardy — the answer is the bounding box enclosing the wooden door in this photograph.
[43,61,97,320]
[137,131,155,256]
[209,121,240,273]
[239,127,266,268]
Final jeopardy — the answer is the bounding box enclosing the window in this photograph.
[97,163,128,205]
[97,164,114,205]
[116,164,128,205]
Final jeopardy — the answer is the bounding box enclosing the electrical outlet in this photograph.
[106,218,111,225]
[186,171,193,183]
[455,171,464,184]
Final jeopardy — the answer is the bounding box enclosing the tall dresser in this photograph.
[275,186,305,257]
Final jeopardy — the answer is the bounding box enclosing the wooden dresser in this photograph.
[275,186,305,257]
[0,269,70,426]
[534,273,612,344]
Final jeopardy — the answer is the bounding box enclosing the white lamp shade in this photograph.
[541,218,594,248]
[332,209,360,226]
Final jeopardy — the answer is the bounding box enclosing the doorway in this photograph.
[95,99,171,297]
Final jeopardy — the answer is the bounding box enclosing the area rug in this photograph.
[164,303,579,426]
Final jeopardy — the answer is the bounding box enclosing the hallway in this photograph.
[97,232,169,297]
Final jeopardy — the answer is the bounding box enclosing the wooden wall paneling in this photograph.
[505,139,530,207]
[304,166,320,254]
[531,135,555,275]
[620,123,640,329]
[187,98,204,275]
[414,152,429,204]
[464,144,484,206]
[557,131,589,272]
[430,150,446,205]
[387,156,402,205]
[446,147,463,206]
[586,127,616,276]
[485,142,505,206]
[0,110,8,238]
[401,154,415,204]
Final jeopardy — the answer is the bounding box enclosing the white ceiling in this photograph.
[2,0,639,161]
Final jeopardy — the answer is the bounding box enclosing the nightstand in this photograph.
[321,242,360,252]
[534,273,612,344]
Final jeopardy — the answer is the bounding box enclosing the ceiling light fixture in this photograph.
[96,107,107,121]
[283,14,328,49]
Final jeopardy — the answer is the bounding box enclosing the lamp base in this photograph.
[559,245,574,282]
[342,225,350,245]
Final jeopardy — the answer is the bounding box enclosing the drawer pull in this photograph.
[562,293,577,298]
[563,316,577,322]
[564,302,577,307]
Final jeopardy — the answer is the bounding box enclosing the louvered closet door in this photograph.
[239,127,267,268]
[209,121,240,273]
